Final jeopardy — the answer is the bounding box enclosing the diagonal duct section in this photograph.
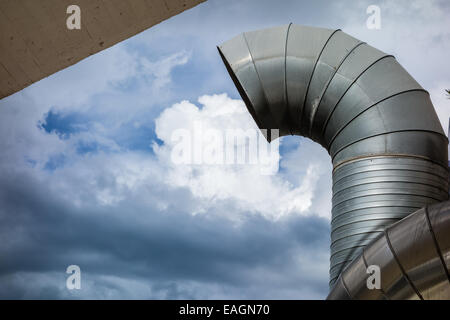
[217,24,449,289]
[327,201,450,299]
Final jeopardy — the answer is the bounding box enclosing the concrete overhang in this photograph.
[0,0,205,99]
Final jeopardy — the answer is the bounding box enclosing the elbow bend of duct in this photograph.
[218,24,449,291]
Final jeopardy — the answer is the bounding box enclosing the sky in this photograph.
[0,0,449,299]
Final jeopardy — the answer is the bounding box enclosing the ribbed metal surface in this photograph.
[218,24,448,290]
[330,156,448,285]
[327,201,450,300]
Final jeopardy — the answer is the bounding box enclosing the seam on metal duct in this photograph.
[384,230,423,299]
[300,29,341,135]
[242,32,271,124]
[284,23,293,135]
[340,276,352,299]
[308,41,366,136]
[424,205,450,283]
[327,89,428,151]
[317,54,394,141]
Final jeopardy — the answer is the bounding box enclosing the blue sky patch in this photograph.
[40,110,90,139]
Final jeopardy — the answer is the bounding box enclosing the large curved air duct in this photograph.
[217,24,449,297]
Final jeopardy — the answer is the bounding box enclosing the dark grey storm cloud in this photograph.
[0,165,329,299]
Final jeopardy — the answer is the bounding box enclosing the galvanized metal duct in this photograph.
[327,201,450,299]
[217,24,449,288]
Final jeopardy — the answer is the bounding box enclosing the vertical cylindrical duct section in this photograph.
[218,24,449,288]
[330,157,448,286]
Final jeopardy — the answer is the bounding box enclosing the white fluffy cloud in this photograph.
[154,93,331,221]
[18,92,330,222]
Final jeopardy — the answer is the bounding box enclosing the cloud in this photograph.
[0,149,330,299]
[154,93,330,221]
[0,46,192,170]
[0,89,332,299]
[140,51,190,91]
